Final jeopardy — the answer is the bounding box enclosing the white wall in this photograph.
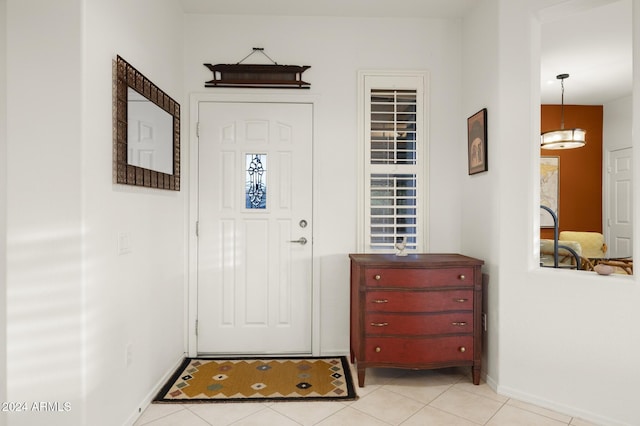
[83,1,185,425]
[461,0,501,385]
[604,95,633,151]
[183,14,466,355]
[466,1,640,425]
[0,1,7,424]
[5,1,185,425]
[6,1,84,425]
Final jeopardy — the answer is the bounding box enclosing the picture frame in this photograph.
[467,108,488,175]
[540,156,560,228]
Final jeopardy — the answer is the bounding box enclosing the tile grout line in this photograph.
[412,404,487,426]
[264,405,305,426]
[481,397,510,425]
[383,381,456,406]
[346,391,402,426]
[184,404,217,426]
[310,404,358,426]
[505,399,576,424]
[134,405,188,426]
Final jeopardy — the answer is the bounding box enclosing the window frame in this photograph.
[357,70,429,253]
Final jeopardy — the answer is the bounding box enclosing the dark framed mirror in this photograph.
[114,55,180,190]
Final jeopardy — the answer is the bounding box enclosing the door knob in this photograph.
[289,237,308,245]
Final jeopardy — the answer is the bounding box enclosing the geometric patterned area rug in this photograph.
[153,356,357,403]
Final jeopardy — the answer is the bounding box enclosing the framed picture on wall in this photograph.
[467,108,488,175]
[540,156,560,228]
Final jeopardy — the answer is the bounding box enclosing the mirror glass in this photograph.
[127,88,174,175]
[539,0,633,273]
[114,55,180,190]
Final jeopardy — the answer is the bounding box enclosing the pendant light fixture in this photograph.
[540,73,586,150]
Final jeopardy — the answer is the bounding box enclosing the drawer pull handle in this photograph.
[458,346,466,353]
[374,274,381,281]
[370,322,389,327]
[375,346,381,353]
[454,298,468,303]
[459,274,466,280]
[372,299,388,304]
[451,321,467,326]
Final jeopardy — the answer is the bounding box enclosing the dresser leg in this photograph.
[357,367,366,387]
[472,366,481,385]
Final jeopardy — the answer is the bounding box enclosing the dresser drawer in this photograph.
[364,267,472,288]
[365,312,473,336]
[365,336,474,364]
[365,290,473,312]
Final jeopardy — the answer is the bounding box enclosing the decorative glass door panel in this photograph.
[245,154,267,209]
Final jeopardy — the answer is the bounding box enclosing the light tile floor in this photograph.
[134,364,599,426]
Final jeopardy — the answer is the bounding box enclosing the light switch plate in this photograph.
[118,232,132,255]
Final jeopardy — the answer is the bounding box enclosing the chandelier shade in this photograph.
[540,128,586,150]
[541,73,586,150]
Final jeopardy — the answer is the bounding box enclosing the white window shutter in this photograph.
[359,72,428,253]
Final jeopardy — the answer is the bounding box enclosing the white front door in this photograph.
[197,102,313,354]
[606,147,633,257]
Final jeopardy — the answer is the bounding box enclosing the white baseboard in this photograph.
[318,349,349,357]
[123,353,186,426]
[484,372,498,392]
[496,383,630,426]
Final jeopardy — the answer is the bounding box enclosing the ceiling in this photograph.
[540,0,632,105]
[179,0,479,19]
[180,0,632,106]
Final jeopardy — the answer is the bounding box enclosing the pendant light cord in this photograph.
[560,77,565,130]
[556,73,569,130]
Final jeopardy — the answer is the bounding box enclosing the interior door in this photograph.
[197,102,313,354]
[607,147,633,257]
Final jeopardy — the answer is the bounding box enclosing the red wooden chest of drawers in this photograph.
[349,253,484,387]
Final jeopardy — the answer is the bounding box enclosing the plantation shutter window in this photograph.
[370,173,417,250]
[359,72,427,253]
[370,90,417,165]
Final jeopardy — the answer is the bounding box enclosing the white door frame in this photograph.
[188,92,321,357]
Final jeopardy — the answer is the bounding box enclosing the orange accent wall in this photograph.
[540,105,603,240]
